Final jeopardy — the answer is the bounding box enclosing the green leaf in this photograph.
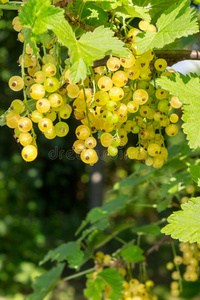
[112,167,156,191]
[101,0,123,11]
[116,5,150,22]
[157,198,172,213]
[87,221,134,250]
[25,263,64,300]
[84,276,105,300]
[132,223,161,236]
[157,73,200,149]
[161,198,200,243]
[120,245,145,263]
[132,0,177,22]
[87,195,137,224]
[21,28,40,55]
[69,26,128,82]
[19,0,128,82]
[19,0,63,35]
[98,268,123,300]
[81,3,108,27]
[189,164,200,187]
[135,0,198,53]
[40,241,84,270]
[159,171,190,198]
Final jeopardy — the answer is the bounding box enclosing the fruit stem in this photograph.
[171,241,183,292]
[82,82,93,136]
[21,39,31,112]
[42,35,48,64]
[62,267,96,282]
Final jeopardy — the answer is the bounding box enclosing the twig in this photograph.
[145,236,172,257]
[54,0,73,8]
[93,50,200,68]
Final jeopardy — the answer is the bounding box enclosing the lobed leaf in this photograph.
[157,73,200,149]
[87,222,134,250]
[84,276,105,300]
[40,241,84,269]
[120,245,145,263]
[98,268,123,300]
[161,198,200,243]
[132,0,177,22]
[25,263,64,300]
[189,164,200,187]
[19,0,128,82]
[81,3,109,27]
[87,195,137,224]
[135,0,198,53]
[116,5,150,21]
[19,0,64,35]
[132,223,161,236]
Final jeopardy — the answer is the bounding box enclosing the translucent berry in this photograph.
[109,87,124,101]
[154,58,167,71]
[106,57,121,71]
[59,104,72,119]
[112,71,128,87]
[44,127,57,139]
[42,62,57,77]
[84,137,97,149]
[38,118,53,132]
[55,122,69,137]
[165,124,178,136]
[31,110,43,123]
[6,112,20,128]
[133,89,148,105]
[120,53,135,68]
[10,99,25,114]
[67,83,80,98]
[18,117,33,132]
[9,76,24,92]
[108,145,118,156]
[19,132,33,146]
[30,84,46,100]
[80,148,98,164]
[100,133,113,147]
[34,71,46,84]
[36,98,51,113]
[44,77,60,93]
[147,143,160,157]
[48,93,63,108]
[21,145,38,162]
[73,140,85,154]
[98,76,113,91]
[75,125,90,140]
[170,96,182,109]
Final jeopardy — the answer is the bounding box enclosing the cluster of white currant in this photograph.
[91,251,158,300]
[167,241,200,297]
[6,16,73,161]
[165,184,198,297]
[5,16,182,166]
[71,21,182,167]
